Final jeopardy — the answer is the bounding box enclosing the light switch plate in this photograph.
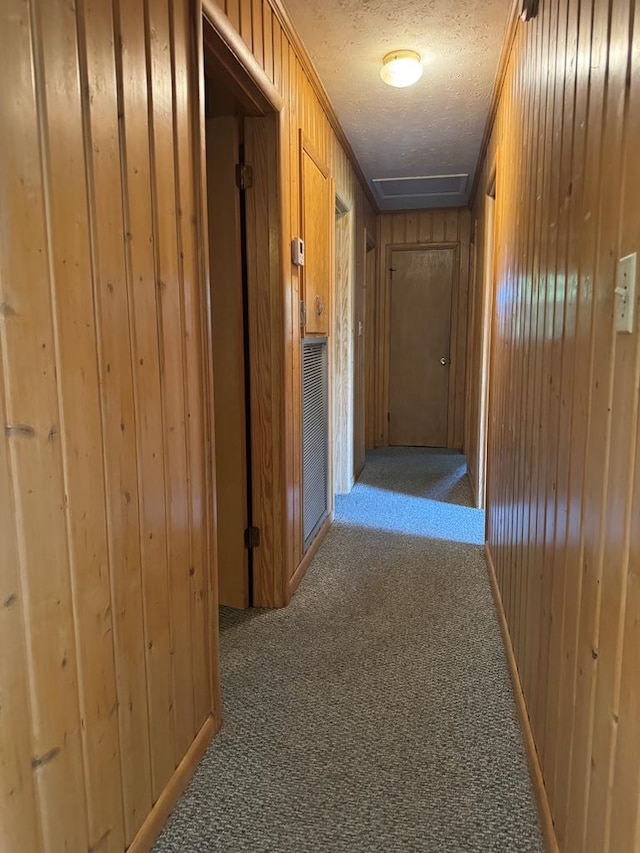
[615,252,637,334]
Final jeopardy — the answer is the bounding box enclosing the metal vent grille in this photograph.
[302,337,329,551]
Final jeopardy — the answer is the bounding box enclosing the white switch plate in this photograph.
[615,252,637,334]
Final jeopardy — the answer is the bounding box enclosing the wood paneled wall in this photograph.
[1,0,375,847]
[0,0,217,850]
[373,210,471,449]
[470,0,640,850]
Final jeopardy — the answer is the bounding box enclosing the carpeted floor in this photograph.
[154,448,544,852]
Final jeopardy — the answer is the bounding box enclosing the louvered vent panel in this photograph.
[302,337,329,551]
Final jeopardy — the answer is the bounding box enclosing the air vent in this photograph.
[372,174,469,202]
[302,337,329,551]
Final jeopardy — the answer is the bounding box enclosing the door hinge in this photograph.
[387,412,390,423]
[235,163,254,191]
[244,526,261,549]
[299,300,306,326]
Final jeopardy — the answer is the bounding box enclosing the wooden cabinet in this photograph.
[300,134,332,335]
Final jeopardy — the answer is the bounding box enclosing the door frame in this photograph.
[197,1,289,613]
[478,169,498,511]
[362,226,378,452]
[333,192,353,495]
[382,241,461,449]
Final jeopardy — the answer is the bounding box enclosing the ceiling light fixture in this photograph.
[380,50,423,88]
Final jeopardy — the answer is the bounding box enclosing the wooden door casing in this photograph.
[388,247,456,447]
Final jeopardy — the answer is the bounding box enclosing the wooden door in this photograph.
[301,136,332,335]
[206,116,249,609]
[389,248,455,447]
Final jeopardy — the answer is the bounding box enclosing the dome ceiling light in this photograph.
[380,50,423,88]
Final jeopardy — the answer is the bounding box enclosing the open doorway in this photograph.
[205,102,251,608]
[202,16,284,609]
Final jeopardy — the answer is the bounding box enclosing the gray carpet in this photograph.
[154,448,544,852]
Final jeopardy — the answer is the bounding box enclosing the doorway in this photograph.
[388,247,456,447]
[202,18,284,609]
[205,77,252,608]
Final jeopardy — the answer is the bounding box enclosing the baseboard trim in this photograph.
[484,542,559,853]
[287,510,334,600]
[127,714,219,852]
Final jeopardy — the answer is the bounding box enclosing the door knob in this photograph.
[440,357,450,366]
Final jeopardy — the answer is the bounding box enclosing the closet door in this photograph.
[300,135,332,335]
[389,247,455,447]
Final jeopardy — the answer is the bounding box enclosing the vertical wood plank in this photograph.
[115,0,176,801]
[239,0,252,49]
[147,0,194,768]
[0,0,91,847]
[607,7,640,849]
[251,0,263,68]
[470,0,640,851]
[172,0,212,732]
[0,338,41,853]
[77,0,151,842]
[225,0,240,32]
[262,1,273,83]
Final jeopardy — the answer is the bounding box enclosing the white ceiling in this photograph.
[282,0,511,210]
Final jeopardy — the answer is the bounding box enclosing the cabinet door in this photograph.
[301,139,331,335]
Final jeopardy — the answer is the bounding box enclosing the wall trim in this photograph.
[287,511,334,601]
[469,0,521,206]
[484,542,559,853]
[268,0,378,212]
[127,714,219,853]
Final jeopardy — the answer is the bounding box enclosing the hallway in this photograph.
[155,450,543,852]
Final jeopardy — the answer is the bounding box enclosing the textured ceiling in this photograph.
[282,0,511,209]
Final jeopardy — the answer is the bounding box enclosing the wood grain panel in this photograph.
[469,1,640,851]
[148,0,195,774]
[172,0,212,733]
[374,210,471,449]
[0,1,90,847]
[1,0,378,845]
[1,0,218,847]
[0,265,40,853]
[77,2,152,850]
[115,0,176,802]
